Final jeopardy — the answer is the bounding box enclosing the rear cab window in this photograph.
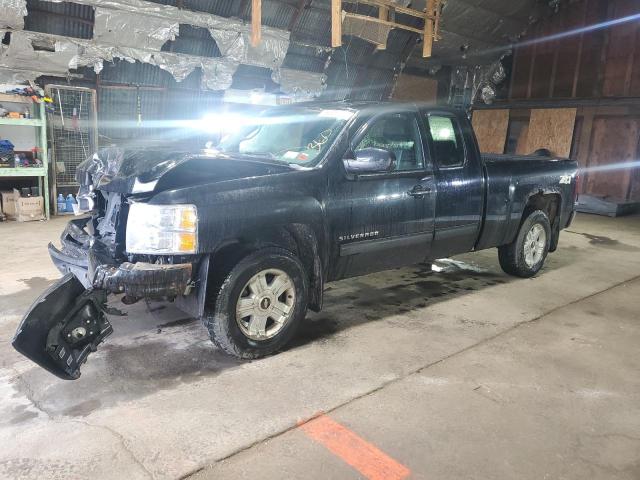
[425,114,465,168]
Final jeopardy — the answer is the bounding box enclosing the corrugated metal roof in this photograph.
[231,64,280,91]
[25,0,94,39]
[292,6,331,46]
[182,0,239,17]
[282,43,329,72]
[261,0,297,29]
[161,24,221,57]
[100,59,173,86]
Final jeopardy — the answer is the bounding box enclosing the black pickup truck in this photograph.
[13,102,579,379]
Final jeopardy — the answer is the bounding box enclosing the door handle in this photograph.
[407,185,431,197]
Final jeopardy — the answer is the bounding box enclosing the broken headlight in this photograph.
[126,203,198,254]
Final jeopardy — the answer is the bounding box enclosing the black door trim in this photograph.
[339,231,433,257]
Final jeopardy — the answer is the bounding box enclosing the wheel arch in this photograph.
[202,223,324,315]
[504,190,562,248]
[521,191,562,252]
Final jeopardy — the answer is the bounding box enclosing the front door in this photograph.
[327,110,436,280]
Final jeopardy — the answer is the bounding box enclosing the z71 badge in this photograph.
[559,174,572,184]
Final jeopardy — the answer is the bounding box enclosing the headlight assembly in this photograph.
[126,203,198,254]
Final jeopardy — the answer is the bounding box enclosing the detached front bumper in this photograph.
[13,218,193,380]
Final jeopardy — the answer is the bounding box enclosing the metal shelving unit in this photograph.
[0,94,50,219]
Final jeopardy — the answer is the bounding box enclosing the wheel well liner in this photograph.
[522,192,561,227]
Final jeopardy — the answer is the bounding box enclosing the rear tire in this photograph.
[202,247,308,359]
[498,210,551,278]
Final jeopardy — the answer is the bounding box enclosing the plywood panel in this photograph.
[471,109,509,154]
[585,116,640,200]
[526,108,577,158]
[392,74,437,102]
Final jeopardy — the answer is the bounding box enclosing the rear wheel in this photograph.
[203,248,308,359]
[498,210,551,278]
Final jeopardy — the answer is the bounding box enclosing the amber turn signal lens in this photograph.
[178,232,197,252]
[180,208,197,231]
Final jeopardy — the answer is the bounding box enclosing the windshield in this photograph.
[217,107,353,166]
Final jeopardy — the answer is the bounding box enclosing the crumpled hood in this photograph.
[76,146,292,194]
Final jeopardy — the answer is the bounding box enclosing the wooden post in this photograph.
[422,0,435,58]
[377,5,389,49]
[331,0,342,48]
[251,0,261,47]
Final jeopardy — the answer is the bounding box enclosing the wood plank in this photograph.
[377,5,389,49]
[471,109,509,154]
[423,0,435,58]
[343,0,428,19]
[0,93,31,104]
[526,108,577,158]
[343,13,423,34]
[331,0,342,48]
[603,0,638,96]
[251,0,261,47]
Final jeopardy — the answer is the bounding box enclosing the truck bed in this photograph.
[476,152,576,251]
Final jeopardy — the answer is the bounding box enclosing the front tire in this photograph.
[203,247,308,359]
[498,210,551,278]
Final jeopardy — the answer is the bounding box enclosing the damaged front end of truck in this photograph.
[13,147,197,380]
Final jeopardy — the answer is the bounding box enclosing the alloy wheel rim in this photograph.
[524,223,546,267]
[235,268,296,340]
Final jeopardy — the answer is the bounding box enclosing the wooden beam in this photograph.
[343,0,430,20]
[343,13,423,35]
[423,0,435,58]
[331,0,342,48]
[433,0,441,40]
[251,0,261,47]
[377,5,389,49]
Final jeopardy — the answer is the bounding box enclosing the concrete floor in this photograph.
[0,213,639,480]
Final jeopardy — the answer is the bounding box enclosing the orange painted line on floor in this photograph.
[300,414,411,480]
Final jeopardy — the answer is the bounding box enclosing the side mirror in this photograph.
[343,148,396,174]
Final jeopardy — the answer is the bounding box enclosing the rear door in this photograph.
[328,108,436,279]
[421,111,484,258]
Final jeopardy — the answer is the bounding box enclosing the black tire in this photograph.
[202,247,308,359]
[498,210,551,278]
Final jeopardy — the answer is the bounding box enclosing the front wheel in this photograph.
[498,210,551,278]
[203,247,308,359]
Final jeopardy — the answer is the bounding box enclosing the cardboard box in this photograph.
[1,190,16,217]
[12,188,44,222]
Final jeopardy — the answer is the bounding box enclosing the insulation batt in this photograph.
[0,0,26,30]
[0,0,290,90]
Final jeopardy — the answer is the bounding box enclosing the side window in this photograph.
[355,113,424,171]
[426,115,465,168]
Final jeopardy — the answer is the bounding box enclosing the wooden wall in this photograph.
[510,0,640,100]
[573,106,640,201]
[502,0,640,202]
